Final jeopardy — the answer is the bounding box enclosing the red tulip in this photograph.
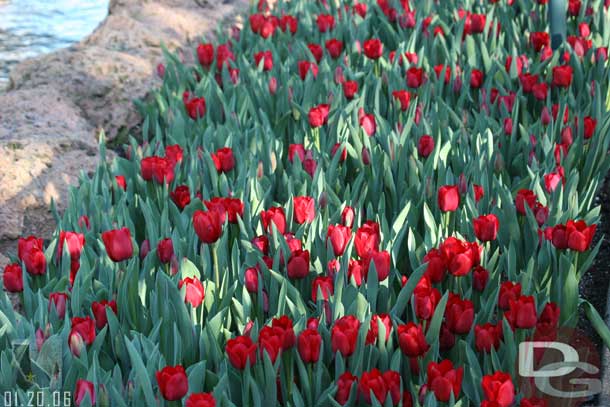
[397,322,429,357]
[481,371,515,407]
[475,323,503,353]
[331,315,361,357]
[515,189,537,215]
[473,214,499,241]
[325,39,344,59]
[49,292,69,319]
[366,313,392,345]
[426,360,463,402]
[363,39,383,59]
[156,238,174,264]
[3,263,23,293]
[101,228,134,262]
[226,335,257,369]
[271,315,296,349]
[279,15,297,34]
[343,80,358,99]
[69,316,96,351]
[335,372,358,405]
[552,65,573,88]
[287,250,309,279]
[178,277,205,307]
[413,276,441,320]
[183,92,206,120]
[171,185,191,210]
[75,379,96,406]
[193,210,223,244]
[260,207,286,235]
[406,67,425,88]
[354,221,380,259]
[505,295,538,329]
[359,368,388,404]
[498,281,522,309]
[308,104,330,127]
[156,365,188,401]
[438,185,460,212]
[327,224,352,256]
[392,90,411,111]
[316,14,335,32]
[91,300,117,329]
[418,135,435,158]
[298,328,321,363]
[364,250,390,281]
[186,393,216,407]
[141,156,175,184]
[519,73,539,93]
[215,147,235,172]
[18,236,46,275]
[293,196,315,224]
[470,69,484,88]
[473,266,490,292]
[445,293,475,334]
[359,112,376,136]
[312,276,334,301]
[197,43,214,68]
[258,325,284,363]
[307,43,323,63]
[254,50,273,71]
[298,61,318,80]
[530,32,550,51]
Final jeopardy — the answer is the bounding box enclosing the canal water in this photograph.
[0,0,108,91]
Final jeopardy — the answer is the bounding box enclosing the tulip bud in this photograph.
[139,239,150,260]
[362,147,371,165]
[268,77,278,95]
[69,332,85,357]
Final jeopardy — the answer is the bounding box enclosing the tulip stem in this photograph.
[212,243,220,297]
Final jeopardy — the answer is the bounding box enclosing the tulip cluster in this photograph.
[1,0,609,405]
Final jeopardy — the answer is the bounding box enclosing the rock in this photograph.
[0,86,100,241]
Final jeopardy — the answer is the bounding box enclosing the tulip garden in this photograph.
[2,0,610,405]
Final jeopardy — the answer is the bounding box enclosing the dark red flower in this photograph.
[298,328,321,363]
[475,323,503,353]
[354,221,380,259]
[438,185,460,212]
[427,360,463,402]
[481,371,515,407]
[293,196,315,224]
[363,39,383,59]
[343,80,358,99]
[308,104,330,127]
[197,43,214,68]
[473,214,499,242]
[102,228,133,262]
[91,300,117,329]
[335,372,357,405]
[445,293,475,334]
[397,322,429,357]
[226,335,257,369]
[331,315,361,357]
[261,207,286,234]
[193,210,223,244]
[18,236,46,275]
[3,263,23,293]
[505,295,538,329]
[552,65,573,87]
[156,365,188,401]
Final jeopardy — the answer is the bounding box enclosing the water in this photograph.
[0,0,108,91]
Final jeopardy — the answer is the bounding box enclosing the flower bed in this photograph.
[2,0,610,406]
